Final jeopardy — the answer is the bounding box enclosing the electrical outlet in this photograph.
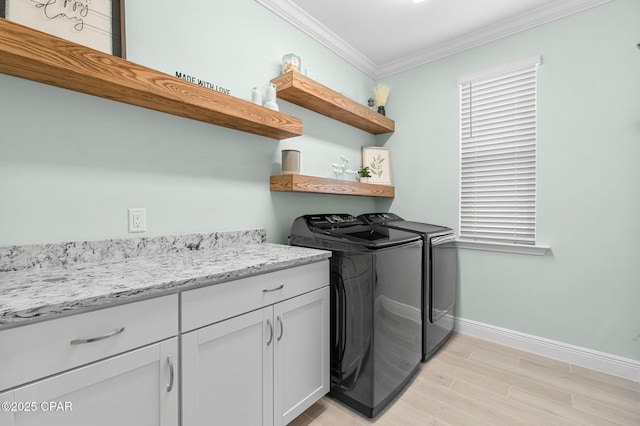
[128,208,146,233]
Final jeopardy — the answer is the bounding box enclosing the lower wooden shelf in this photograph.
[270,174,395,198]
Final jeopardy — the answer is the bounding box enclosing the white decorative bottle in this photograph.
[263,83,279,111]
[251,87,262,105]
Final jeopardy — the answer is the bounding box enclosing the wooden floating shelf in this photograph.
[271,71,395,135]
[270,174,395,198]
[0,19,302,140]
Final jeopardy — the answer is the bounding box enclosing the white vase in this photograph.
[251,87,262,105]
[264,83,278,111]
[265,83,277,101]
[264,101,279,111]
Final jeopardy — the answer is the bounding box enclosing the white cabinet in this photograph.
[0,294,178,392]
[0,338,178,426]
[182,308,272,426]
[0,295,179,426]
[181,261,330,426]
[274,287,330,425]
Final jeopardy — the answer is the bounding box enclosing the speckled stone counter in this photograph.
[0,230,330,329]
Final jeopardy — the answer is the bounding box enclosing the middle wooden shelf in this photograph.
[270,174,395,198]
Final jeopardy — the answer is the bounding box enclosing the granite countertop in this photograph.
[0,231,330,329]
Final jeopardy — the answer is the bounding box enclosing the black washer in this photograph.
[290,214,423,418]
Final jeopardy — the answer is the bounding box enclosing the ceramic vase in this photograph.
[264,83,279,111]
[251,87,262,105]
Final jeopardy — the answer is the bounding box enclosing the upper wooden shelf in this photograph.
[270,174,395,198]
[271,71,395,135]
[0,19,302,140]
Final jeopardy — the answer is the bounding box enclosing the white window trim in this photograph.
[456,240,549,256]
[458,55,542,85]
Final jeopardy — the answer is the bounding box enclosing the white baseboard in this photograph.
[455,317,640,383]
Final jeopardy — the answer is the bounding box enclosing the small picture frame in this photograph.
[362,146,392,185]
[0,0,126,57]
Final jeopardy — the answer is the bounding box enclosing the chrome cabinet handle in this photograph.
[166,355,175,392]
[277,316,284,342]
[266,319,274,346]
[263,284,284,293]
[70,327,125,345]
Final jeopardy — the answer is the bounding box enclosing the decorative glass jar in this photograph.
[282,150,300,174]
[282,53,301,74]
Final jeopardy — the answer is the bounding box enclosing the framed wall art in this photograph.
[0,0,125,57]
[362,146,392,185]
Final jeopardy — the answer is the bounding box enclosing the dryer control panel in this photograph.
[304,214,363,229]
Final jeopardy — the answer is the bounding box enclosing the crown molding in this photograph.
[377,0,614,78]
[256,0,613,80]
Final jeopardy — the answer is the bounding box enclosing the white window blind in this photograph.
[458,57,540,246]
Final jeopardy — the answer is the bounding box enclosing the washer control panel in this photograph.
[305,214,363,228]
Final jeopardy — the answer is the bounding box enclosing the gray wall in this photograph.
[383,0,640,360]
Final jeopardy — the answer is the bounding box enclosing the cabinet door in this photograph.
[0,338,178,426]
[274,287,330,425]
[182,308,274,426]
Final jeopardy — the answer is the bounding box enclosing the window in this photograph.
[458,56,541,248]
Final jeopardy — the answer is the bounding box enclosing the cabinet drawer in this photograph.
[0,294,178,392]
[182,261,329,333]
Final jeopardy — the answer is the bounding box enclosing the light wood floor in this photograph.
[290,333,640,425]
